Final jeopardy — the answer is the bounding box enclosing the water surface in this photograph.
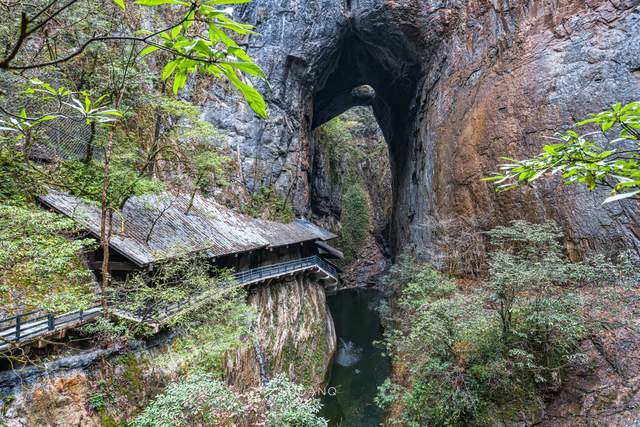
[320,288,390,426]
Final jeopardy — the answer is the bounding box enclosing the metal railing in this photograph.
[0,256,338,350]
[232,256,338,285]
[0,307,101,349]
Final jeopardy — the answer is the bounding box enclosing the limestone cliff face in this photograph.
[203,0,640,260]
[223,275,336,392]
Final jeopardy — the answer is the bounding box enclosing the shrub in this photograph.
[0,204,95,315]
[377,247,427,298]
[378,221,599,425]
[133,373,244,427]
[263,374,328,427]
[486,221,584,346]
[380,265,505,425]
[78,318,130,344]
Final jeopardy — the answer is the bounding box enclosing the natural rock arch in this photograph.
[309,13,422,255]
[207,0,640,259]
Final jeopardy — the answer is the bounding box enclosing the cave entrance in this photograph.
[309,30,421,259]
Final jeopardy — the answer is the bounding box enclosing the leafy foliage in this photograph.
[339,183,370,263]
[263,374,328,427]
[78,317,131,343]
[375,221,632,425]
[240,186,295,222]
[0,204,95,314]
[0,145,46,206]
[133,372,244,426]
[485,101,640,204]
[111,255,249,372]
[0,0,268,118]
[134,372,326,427]
[137,0,268,117]
[53,159,164,206]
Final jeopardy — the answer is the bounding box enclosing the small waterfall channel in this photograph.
[320,288,390,426]
[252,334,269,387]
[246,315,269,386]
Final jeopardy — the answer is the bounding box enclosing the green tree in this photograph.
[340,183,370,262]
[485,220,568,342]
[376,221,601,426]
[0,205,96,316]
[0,0,267,118]
[485,101,640,204]
[0,0,268,314]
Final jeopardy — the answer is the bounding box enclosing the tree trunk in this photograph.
[84,122,96,164]
[99,131,113,314]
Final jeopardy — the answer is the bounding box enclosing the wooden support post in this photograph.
[47,314,54,331]
[15,314,21,341]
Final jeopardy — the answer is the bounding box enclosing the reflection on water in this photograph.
[320,288,390,426]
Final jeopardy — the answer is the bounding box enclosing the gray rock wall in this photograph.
[204,0,640,258]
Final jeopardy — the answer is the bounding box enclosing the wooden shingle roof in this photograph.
[39,191,336,267]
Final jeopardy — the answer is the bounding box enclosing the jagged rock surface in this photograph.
[205,0,640,259]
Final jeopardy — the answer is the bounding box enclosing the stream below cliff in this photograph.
[320,288,390,426]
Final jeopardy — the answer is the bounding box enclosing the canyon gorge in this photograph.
[1,0,640,425]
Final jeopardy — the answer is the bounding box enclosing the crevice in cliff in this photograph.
[249,322,270,386]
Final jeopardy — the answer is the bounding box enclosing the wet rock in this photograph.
[0,346,125,399]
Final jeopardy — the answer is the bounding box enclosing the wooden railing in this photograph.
[0,256,338,351]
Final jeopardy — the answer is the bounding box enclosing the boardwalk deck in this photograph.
[0,256,338,353]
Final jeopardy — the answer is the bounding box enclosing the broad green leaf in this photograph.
[602,190,640,204]
[139,45,160,57]
[172,71,188,94]
[220,61,265,79]
[162,60,179,81]
[171,24,181,39]
[221,66,267,119]
[113,0,126,9]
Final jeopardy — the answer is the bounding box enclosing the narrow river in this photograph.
[320,288,391,426]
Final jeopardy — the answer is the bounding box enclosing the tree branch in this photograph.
[0,3,198,70]
[0,12,28,68]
